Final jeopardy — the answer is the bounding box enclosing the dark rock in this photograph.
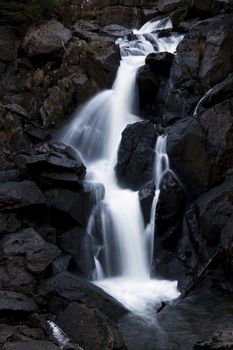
[157,0,184,13]
[0,170,20,182]
[16,141,86,188]
[37,272,128,321]
[101,24,132,37]
[57,302,127,350]
[0,181,46,210]
[195,178,233,244]
[220,216,233,273]
[0,27,17,62]
[57,227,95,278]
[167,118,210,198]
[0,228,61,274]
[1,342,59,350]
[0,291,38,313]
[22,20,72,57]
[139,181,155,224]
[146,52,174,75]
[49,183,104,228]
[97,6,141,27]
[156,171,186,241]
[52,254,72,275]
[0,212,21,235]
[194,329,233,349]
[116,121,158,190]
[171,14,233,93]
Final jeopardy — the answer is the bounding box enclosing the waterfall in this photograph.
[61,18,183,317]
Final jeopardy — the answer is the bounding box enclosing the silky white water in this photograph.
[61,18,183,317]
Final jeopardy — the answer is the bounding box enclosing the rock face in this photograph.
[116,121,158,190]
[171,14,233,93]
[22,20,72,57]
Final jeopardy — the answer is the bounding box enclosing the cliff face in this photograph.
[1,1,233,349]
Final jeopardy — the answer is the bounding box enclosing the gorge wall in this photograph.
[1,0,233,349]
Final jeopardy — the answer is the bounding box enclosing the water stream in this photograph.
[61,18,183,319]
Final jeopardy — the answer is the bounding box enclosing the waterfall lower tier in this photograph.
[61,18,183,318]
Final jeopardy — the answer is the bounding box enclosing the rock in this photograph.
[49,183,104,228]
[171,14,233,93]
[167,117,210,199]
[0,228,61,273]
[116,121,158,190]
[139,181,155,224]
[22,20,72,57]
[37,272,128,321]
[0,181,46,210]
[0,170,20,182]
[0,291,38,313]
[157,0,185,13]
[101,24,132,37]
[145,52,174,76]
[156,171,186,241]
[1,342,59,350]
[220,216,233,273]
[199,98,233,186]
[57,302,127,350]
[194,329,233,349]
[0,27,17,62]
[16,141,86,188]
[57,227,95,278]
[97,6,141,27]
[195,178,233,243]
[52,254,72,275]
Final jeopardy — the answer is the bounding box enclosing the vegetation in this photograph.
[0,0,65,25]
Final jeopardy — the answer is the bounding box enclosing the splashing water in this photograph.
[61,18,183,318]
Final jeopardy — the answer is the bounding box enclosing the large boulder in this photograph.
[0,181,46,210]
[0,228,61,274]
[1,342,59,350]
[37,272,128,321]
[57,226,95,278]
[171,14,233,93]
[0,291,38,313]
[116,121,158,190]
[22,20,72,57]
[57,302,127,350]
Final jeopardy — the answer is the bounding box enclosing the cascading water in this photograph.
[61,18,183,318]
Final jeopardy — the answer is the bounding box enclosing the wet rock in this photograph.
[0,181,46,210]
[49,183,104,228]
[0,228,61,273]
[116,121,158,190]
[0,291,38,313]
[22,20,72,57]
[101,24,132,38]
[57,302,127,350]
[157,0,185,13]
[37,272,128,321]
[145,52,174,76]
[156,171,186,242]
[139,181,155,224]
[57,226,95,278]
[171,14,233,93]
[167,118,210,198]
[0,27,17,62]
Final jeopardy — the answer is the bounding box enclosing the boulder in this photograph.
[116,121,158,190]
[145,52,174,76]
[171,14,233,93]
[97,6,141,27]
[57,302,127,350]
[22,20,72,57]
[101,24,132,38]
[49,182,104,228]
[57,226,95,278]
[37,272,128,321]
[0,291,38,313]
[16,141,86,188]
[157,0,185,13]
[0,228,61,273]
[0,181,46,210]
